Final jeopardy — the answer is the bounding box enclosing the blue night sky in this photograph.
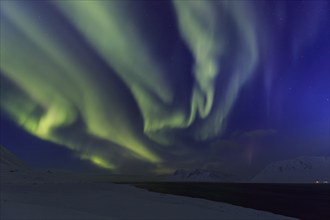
[0,1,329,177]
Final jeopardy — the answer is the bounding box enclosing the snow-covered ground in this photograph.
[252,156,330,183]
[0,146,295,219]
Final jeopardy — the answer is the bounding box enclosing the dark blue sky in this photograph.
[0,1,329,177]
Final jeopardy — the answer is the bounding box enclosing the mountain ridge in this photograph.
[252,156,330,183]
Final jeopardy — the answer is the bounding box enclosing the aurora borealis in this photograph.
[0,1,329,176]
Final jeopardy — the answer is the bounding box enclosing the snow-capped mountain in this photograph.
[252,156,330,183]
[167,169,236,182]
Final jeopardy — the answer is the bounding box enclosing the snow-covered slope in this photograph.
[0,145,60,184]
[252,156,330,183]
[0,145,29,172]
[167,169,236,182]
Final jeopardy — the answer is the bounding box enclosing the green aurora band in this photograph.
[0,1,263,173]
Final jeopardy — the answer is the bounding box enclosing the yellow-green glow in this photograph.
[174,1,220,122]
[173,1,259,139]
[0,1,260,173]
[0,1,161,169]
[81,155,116,170]
[52,1,203,139]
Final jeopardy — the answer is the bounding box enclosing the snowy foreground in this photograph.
[1,180,296,220]
[0,147,295,220]
[1,173,296,220]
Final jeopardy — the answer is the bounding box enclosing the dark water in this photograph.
[119,182,330,220]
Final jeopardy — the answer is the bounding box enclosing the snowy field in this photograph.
[1,180,297,220]
[1,179,296,220]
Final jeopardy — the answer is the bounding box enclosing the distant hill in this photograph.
[166,169,237,182]
[0,145,37,184]
[252,156,330,183]
[0,145,29,172]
